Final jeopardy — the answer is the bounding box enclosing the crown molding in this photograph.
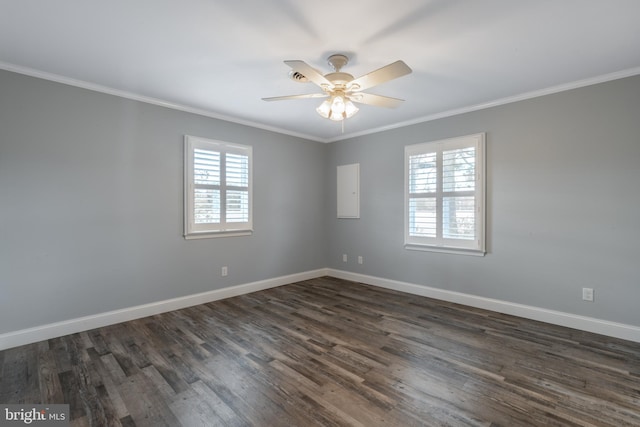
[2,61,639,144]
[0,61,324,143]
[326,66,640,143]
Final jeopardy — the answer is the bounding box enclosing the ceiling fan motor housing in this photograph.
[325,72,355,88]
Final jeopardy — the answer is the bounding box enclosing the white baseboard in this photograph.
[327,269,640,343]
[3,267,638,350]
[0,269,329,351]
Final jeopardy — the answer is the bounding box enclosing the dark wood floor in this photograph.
[1,277,639,426]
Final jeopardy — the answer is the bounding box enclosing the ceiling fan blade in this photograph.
[284,60,333,89]
[349,60,412,92]
[262,93,328,101]
[348,92,405,108]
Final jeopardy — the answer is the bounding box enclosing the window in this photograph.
[184,135,252,239]
[405,133,485,255]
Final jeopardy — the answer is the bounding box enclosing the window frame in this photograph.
[404,133,486,256]
[184,135,253,239]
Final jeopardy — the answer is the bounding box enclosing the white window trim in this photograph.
[184,135,253,239]
[404,133,486,256]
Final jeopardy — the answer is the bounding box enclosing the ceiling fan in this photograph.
[262,54,412,122]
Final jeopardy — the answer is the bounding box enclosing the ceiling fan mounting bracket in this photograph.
[327,54,349,72]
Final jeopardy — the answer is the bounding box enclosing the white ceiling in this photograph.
[1,0,640,142]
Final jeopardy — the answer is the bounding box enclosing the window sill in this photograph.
[185,230,253,240]
[404,243,485,257]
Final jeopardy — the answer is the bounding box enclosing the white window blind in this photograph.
[185,136,252,239]
[405,133,485,255]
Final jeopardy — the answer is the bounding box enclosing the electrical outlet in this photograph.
[222,266,228,277]
[342,254,347,262]
[358,256,363,265]
[582,287,594,302]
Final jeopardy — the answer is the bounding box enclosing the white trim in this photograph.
[184,135,253,237]
[0,269,329,351]
[2,267,639,350]
[184,230,253,240]
[405,133,485,254]
[327,269,640,343]
[2,61,639,144]
[0,61,324,143]
[326,66,640,143]
[404,244,485,256]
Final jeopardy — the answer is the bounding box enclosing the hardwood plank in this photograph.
[0,344,40,403]
[38,349,65,403]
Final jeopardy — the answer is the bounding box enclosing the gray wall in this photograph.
[2,69,639,335]
[327,74,640,326]
[0,70,327,333]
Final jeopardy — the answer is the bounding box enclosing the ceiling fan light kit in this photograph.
[263,53,412,123]
[316,93,359,121]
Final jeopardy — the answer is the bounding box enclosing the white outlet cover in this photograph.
[582,288,594,301]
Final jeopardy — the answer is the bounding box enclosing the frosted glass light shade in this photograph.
[316,100,331,118]
[329,110,343,121]
[344,100,359,118]
[317,94,359,121]
[331,96,345,114]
